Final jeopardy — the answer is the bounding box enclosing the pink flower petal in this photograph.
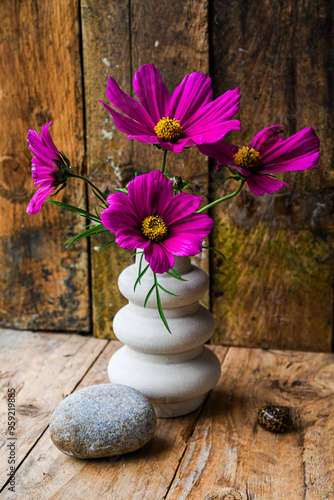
[163,213,214,256]
[40,122,60,157]
[144,242,175,274]
[198,138,236,167]
[26,183,55,215]
[162,236,203,256]
[133,64,171,124]
[31,163,56,186]
[230,166,251,177]
[168,212,214,238]
[101,66,241,152]
[162,192,202,225]
[115,229,150,250]
[126,134,159,145]
[168,72,213,124]
[247,174,289,195]
[184,88,241,143]
[154,137,197,153]
[264,153,319,173]
[99,101,148,136]
[26,123,71,214]
[28,130,59,168]
[127,171,173,220]
[101,192,141,233]
[100,168,214,274]
[250,125,284,153]
[261,127,320,172]
[188,119,241,145]
[105,76,155,132]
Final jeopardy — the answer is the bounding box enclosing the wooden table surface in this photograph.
[0,329,333,500]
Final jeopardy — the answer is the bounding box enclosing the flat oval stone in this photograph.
[49,383,157,458]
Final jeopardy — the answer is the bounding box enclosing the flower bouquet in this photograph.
[27,63,319,334]
[26,63,320,416]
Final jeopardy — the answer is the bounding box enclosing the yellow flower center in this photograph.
[154,117,183,142]
[233,146,263,170]
[142,215,168,242]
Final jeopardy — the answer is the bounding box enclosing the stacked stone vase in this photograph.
[108,252,221,418]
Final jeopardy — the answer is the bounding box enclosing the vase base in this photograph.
[108,345,221,419]
[151,394,206,418]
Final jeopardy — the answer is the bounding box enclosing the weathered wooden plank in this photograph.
[210,0,333,350]
[166,346,334,499]
[130,0,211,285]
[0,329,107,490]
[81,0,134,339]
[4,343,228,499]
[130,0,209,179]
[82,0,211,340]
[0,0,89,331]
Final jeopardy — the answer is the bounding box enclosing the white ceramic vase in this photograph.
[108,252,221,418]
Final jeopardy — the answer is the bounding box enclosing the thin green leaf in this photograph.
[47,200,100,222]
[202,245,227,260]
[166,270,186,281]
[51,184,67,197]
[76,224,105,234]
[138,252,144,277]
[157,283,178,297]
[144,283,156,308]
[131,250,144,258]
[154,274,171,334]
[90,186,104,202]
[91,186,108,206]
[171,266,188,279]
[166,267,188,282]
[134,263,149,292]
[65,225,109,247]
[98,239,115,251]
[114,188,128,194]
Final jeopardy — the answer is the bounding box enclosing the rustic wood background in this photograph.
[0,0,332,351]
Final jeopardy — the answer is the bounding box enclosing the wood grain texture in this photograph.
[81,0,134,339]
[81,0,211,339]
[0,0,332,352]
[0,0,90,331]
[2,334,334,499]
[210,0,333,350]
[166,346,334,500]
[0,328,107,489]
[2,341,228,499]
[130,0,210,181]
[130,0,211,285]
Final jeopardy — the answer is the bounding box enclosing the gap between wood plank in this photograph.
[78,0,93,337]
[163,346,231,499]
[0,339,111,494]
[0,326,93,336]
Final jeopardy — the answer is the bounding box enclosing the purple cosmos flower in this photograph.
[199,126,320,195]
[100,170,214,274]
[99,64,241,153]
[27,122,71,214]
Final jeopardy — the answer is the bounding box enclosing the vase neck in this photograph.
[135,250,192,275]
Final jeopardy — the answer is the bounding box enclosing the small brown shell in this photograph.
[257,405,293,433]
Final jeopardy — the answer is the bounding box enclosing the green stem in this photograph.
[160,150,168,174]
[221,175,240,184]
[197,178,246,213]
[68,173,108,203]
